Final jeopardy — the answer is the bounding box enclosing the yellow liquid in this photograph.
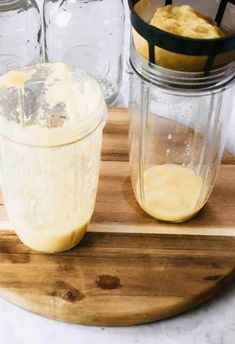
[136,164,203,222]
[16,222,88,253]
[0,63,105,253]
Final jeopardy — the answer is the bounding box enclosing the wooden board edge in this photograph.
[0,268,234,326]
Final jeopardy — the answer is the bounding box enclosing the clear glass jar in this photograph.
[0,63,107,252]
[129,46,235,223]
[0,0,42,75]
[43,0,125,105]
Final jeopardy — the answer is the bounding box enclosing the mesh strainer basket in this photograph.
[128,0,235,72]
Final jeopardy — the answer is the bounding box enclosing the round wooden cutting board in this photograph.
[1,108,235,326]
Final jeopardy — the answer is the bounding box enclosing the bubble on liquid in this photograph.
[168,134,172,140]
[166,149,170,155]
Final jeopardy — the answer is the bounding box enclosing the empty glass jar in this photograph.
[44,0,125,105]
[129,46,235,222]
[0,0,42,75]
[0,63,107,252]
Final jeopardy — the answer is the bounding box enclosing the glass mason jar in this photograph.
[43,0,125,105]
[0,0,42,75]
[0,63,107,253]
[129,46,235,223]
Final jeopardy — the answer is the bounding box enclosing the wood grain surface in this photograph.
[0,108,235,326]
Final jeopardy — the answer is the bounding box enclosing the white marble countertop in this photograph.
[1,1,235,343]
[0,280,235,344]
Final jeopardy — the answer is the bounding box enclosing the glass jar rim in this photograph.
[130,42,235,92]
[0,63,107,148]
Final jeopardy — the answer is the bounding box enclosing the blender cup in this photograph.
[0,63,107,252]
[128,0,235,222]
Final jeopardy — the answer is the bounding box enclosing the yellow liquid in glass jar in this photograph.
[136,164,203,222]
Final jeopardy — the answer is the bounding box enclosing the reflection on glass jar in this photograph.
[43,0,125,105]
[129,48,235,222]
[0,63,107,252]
[0,0,42,74]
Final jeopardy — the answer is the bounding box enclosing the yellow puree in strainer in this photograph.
[133,4,224,71]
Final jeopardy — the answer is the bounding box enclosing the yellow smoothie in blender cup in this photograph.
[0,62,106,253]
